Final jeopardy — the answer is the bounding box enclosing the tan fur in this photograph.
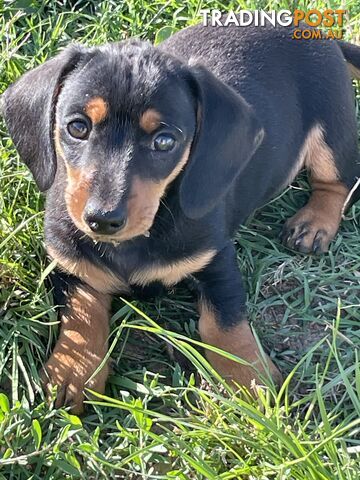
[284,123,339,188]
[64,165,96,231]
[139,108,161,133]
[130,249,216,287]
[85,96,108,124]
[303,124,339,183]
[47,245,128,294]
[198,302,282,390]
[41,285,111,414]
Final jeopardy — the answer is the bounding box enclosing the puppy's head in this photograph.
[1,40,263,243]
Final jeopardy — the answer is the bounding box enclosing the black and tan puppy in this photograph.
[2,23,360,413]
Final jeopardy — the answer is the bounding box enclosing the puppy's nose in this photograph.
[84,207,127,235]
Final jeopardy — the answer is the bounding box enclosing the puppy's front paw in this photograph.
[41,343,109,415]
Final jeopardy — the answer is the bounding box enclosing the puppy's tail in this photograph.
[338,41,360,79]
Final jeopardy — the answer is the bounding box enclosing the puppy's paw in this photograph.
[225,353,282,393]
[41,346,109,415]
[200,313,282,393]
[280,208,339,254]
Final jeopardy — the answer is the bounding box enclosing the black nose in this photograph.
[84,207,127,235]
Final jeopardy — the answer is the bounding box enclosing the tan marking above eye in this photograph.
[130,249,216,287]
[47,245,128,294]
[84,96,108,124]
[139,108,162,133]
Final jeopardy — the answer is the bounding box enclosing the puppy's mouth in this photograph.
[87,228,151,246]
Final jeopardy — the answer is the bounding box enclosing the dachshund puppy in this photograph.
[2,23,360,413]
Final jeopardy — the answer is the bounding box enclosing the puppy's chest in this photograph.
[48,241,216,295]
[126,249,216,290]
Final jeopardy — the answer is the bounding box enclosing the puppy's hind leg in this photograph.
[281,123,358,254]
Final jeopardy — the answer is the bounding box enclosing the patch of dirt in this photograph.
[255,276,333,361]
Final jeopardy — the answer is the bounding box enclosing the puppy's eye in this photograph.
[67,120,89,140]
[153,133,176,152]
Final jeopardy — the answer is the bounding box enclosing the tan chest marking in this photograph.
[130,249,217,287]
[47,245,128,294]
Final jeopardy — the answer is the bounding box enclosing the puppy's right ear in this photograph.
[1,44,86,191]
[179,65,264,220]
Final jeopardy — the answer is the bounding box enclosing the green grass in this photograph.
[1,0,360,478]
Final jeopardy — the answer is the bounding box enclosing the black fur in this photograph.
[179,64,263,219]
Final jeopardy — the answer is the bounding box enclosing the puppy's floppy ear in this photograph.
[179,65,264,219]
[1,44,85,191]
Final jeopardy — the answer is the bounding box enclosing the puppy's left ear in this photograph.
[179,65,264,219]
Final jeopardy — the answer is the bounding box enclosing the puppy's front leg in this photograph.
[42,271,111,414]
[194,244,282,391]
